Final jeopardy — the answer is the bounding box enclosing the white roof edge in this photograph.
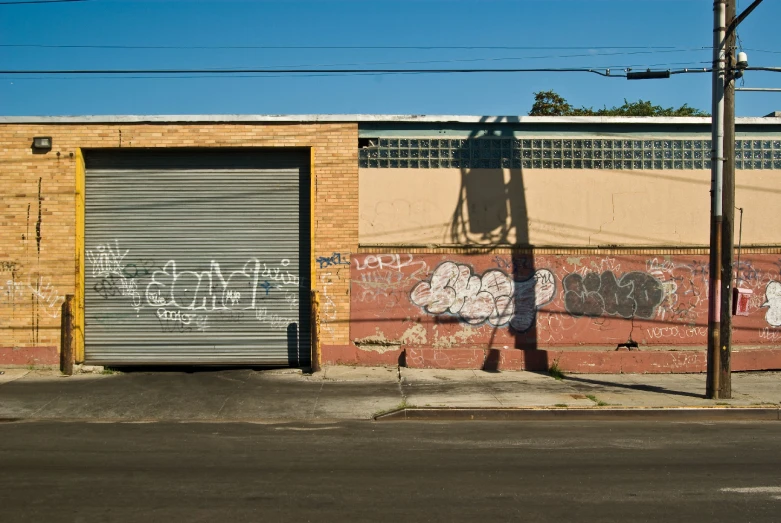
[0,114,778,125]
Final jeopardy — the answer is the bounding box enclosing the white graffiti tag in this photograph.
[3,280,27,302]
[29,276,65,318]
[762,281,781,327]
[354,254,428,281]
[255,307,297,329]
[146,259,260,312]
[409,262,555,331]
[87,240,142,306]
[86,240,129,278]
[157,307,197,325]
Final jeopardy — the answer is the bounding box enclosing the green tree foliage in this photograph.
[529,90,708,117]
[528,90,572,116]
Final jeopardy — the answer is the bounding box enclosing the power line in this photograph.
[0,43,711,73]
[0,43,691,50]
[0,67,626,76]
[744,48,781,55]
[0,49,710,76]
[145,49,707,72]
[0,62,712,81]
[0,72,413,81]
[0,67,712,77]
[0,44,711,73]
[0,0,90,4]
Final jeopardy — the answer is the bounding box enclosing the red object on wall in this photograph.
[733,287,753,316]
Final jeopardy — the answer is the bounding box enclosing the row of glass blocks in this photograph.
[358,138,781,170]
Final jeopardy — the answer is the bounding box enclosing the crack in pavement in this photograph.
[215,370,253,417]
[472,370,505,407]
[309,379,326,420]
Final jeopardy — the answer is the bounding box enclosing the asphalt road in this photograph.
[1,420,780,522]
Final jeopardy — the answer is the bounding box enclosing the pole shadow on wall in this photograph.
[448,117,547,372]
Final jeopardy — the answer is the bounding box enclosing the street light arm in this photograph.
[727,0,764,37]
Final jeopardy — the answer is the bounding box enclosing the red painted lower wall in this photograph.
[0,346,58,366]
[321,345,781,374]
[340,253,781,372]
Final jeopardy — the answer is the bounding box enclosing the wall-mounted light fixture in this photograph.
[32,136,53,151]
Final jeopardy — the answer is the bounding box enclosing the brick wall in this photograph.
[0,123,358,364]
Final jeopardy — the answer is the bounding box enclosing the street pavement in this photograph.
[1,420,780,522]
[1,365,780,421]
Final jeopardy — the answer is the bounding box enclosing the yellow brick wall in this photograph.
[0,123,358,356]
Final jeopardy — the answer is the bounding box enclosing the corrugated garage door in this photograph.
[83,148,311,366]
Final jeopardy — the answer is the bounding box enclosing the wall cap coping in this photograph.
[0,114,779,126]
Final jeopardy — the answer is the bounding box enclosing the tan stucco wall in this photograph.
[359,167,777,246]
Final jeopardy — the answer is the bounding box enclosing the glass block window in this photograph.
[735,138,781,170]
[358,137,781,170]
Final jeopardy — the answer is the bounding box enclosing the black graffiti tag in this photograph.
[94,273,122,298]
[122,259,159,279]
[563,271,664,319]
[157,316,193,334]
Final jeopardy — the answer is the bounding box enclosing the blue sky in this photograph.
[0,0,779,116]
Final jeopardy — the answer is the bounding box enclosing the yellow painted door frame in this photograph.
[310,146,321,369]
[74,149,85,363]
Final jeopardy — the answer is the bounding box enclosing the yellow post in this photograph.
[74,149,85,363]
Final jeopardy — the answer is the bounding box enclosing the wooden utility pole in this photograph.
[719,0,736,399]
[707,0,764,398]
[60,295,74,376]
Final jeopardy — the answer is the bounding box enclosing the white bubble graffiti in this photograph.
[409,262,555,332]
[762,281,781,327]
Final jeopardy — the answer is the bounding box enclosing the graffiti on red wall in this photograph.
[562,271,663,319]
[409,262,554,332]
[350,253,781,351]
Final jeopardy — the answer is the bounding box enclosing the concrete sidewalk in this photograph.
[1,366,780,422]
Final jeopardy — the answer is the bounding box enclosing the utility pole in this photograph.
[708,0,764,399]
[707,0,726,399]
[719,0,737,399]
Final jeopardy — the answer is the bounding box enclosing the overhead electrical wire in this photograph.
[0,47,709,71]
[125,49,708,72]
[0,67,713,77]
[0,51,711,77]
[0,42,712,74]
[0,0,90,4]
[743,48,781,55]
[0,61,713,81]
[0,67,627,76]
[0,43,694,50]
[4,43,776,56]
[745,66,781,72]
[0,72,419,81]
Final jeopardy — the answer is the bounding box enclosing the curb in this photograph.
[373,406,781,421]
[0,417,354,424]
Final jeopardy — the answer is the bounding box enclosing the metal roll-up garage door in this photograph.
[83,148,311,366]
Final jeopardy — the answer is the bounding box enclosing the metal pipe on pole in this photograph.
[707,0,726,399]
